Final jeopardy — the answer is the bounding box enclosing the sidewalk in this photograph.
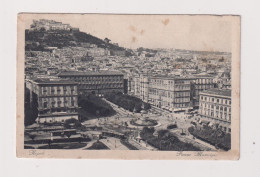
[100,137,129,150]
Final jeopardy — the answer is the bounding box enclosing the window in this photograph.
[217,99,219,103]
[43,87,47,94]
[43,102,47,108]
[51,101,55,107]
[57,100,61,107]
[57,87,61,94]
[71,86,74,93]
[51,87,55,94]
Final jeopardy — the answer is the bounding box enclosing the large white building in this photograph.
[199,89,231,133]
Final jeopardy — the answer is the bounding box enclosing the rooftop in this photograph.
[150,75,195,80]
[192,73,215,78]
[28,78,77,85]
[200,88,231,97]
[58,71,123,77]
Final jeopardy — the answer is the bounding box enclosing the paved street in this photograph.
[100,137,129,150]
[81,98,219,151]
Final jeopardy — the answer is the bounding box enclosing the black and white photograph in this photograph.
[16,14,240,159]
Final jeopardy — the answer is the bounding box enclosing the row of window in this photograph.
[194,84,214,89]
[148,89,191,99]
[175,85,190,90]
[151,99,171,107]
[42,86,75,94]
[174,98,190,103]
[195,78,213,84]
[174,103,190,108]
[200,96,231,105]
[39,108,77,115]
[200,103,231,112]
[78,83,123,88]
[201,109,231,121]
[42,100,76,108]
[151,79,174,85]
[63,76,123,81]
[77,81,123,84]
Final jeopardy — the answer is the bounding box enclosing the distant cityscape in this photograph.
[24,19,232,151]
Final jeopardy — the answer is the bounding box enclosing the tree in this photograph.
[63,118,80,129]
[48,140,52,148]
[65,132,72,143]
[28,133,37,142]
[40,27,46,32]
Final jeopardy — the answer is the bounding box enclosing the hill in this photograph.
[25,29,128,51]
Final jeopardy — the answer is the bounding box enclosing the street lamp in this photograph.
[159,139,165,150]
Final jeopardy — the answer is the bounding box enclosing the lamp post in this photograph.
[159,140,165,150]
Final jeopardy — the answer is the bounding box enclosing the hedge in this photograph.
[188,126,231,151]
[78,94,116,117]
[140,127,201,151]
[104,92,151,113]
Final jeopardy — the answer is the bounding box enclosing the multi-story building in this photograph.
[30,19,72,31]
[148,75,194,112]
[139,74,149,102]
[133,75,141,98]
[58,71,124,95]
[127,76,135,95]
[199,89,231,133]
[191,74,215,108]
[25,78,78,123]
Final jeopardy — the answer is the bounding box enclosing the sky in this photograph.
[23,14,232,52]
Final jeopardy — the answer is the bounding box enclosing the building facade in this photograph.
[25,78,78,123]
[148,76,194,112]
[191,74,215,108]
[199,89,231,133]
[133,75,141,98]
[139,74,149,102]
[58,71,124,95]
[127,76,135,95]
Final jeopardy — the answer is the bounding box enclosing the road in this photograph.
[82,98,219,151]
[100,137,129,150]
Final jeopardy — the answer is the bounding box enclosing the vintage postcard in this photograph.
[17,14,240,159]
